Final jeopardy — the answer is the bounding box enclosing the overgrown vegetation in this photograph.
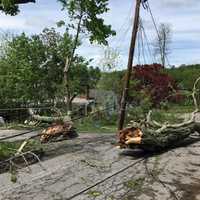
[0,140,42,161]
[0,29,101,108]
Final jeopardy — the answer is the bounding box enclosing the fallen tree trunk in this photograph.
[118,77,200,152]
[28,108,71,123]
[28,108,78,142]
[118,123,200,152]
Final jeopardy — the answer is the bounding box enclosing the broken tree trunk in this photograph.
[118,120,200,152]
[40,121,78,143]
[28,108,78,142]
[118,77,200,152]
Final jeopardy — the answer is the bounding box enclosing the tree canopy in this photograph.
[0,29,101,107]
[58,0,116,45]
[0,0,35,15]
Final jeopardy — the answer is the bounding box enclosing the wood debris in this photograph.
[40,121,78,143]
[117,76,200,152]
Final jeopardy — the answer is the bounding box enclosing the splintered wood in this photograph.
[118,77,200,152]
[117,123,200,152]
[118,127,143,148]
[40,121,78,143]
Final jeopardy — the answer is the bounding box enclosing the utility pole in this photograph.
[118,0,142,130]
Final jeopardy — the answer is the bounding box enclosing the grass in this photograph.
[74,116,117,133]
[126,104,196,126]
[151,110,182,124]
[1,120,117,133]
[76,123,117,133]
[87,190,103,198]
[164,104,194,114]
[149,104,195,124]
[124,177,145,190]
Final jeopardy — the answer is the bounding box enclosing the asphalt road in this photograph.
[0,132,200,200]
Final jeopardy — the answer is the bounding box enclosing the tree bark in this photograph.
[137,123,200,151]
[118,76,200,152]
[63,12,83,111]
[118,122,200,152]
[118,0,141,131]
[28,108,71,123]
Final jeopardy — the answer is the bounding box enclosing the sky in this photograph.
[0,0,200,69]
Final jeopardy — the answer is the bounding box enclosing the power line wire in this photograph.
[137,20,147,65]
[140,22,155,64]
[146,1,171,67]
[136,28,141,65]
[111,0,134,48]
[66,157,147,200]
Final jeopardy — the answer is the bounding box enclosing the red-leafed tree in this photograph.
[130,64,182,106]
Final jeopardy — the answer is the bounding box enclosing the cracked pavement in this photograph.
[0,132,200,200]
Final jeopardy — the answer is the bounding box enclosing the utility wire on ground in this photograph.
[66,157,147,200]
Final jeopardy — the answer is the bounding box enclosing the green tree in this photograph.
[0,28,101,107]
[58,0,116,110]
[98,70,125,105]
[0,0,35,15]
[58,0,116,46]
[166,64,200,90]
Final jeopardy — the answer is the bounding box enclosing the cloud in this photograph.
[154,0,200,8]
[0,16,26,30]
[0,0,65,33]
[0,0,199,67]
[24,16,56,30]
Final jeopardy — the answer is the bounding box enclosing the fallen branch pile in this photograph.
[28,108,78,142]
[118,77,200,152]
[40,121,78,143]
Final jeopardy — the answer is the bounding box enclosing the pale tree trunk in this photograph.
[63,57,71,111]
[161,30,166,67]
[63,12,83,112]
[28,108,71,123]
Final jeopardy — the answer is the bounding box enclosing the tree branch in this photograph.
[28,108,71,123]
[192,76,200,112]
[0,0,35,4]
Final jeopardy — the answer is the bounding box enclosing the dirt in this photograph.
[0,130,200,200]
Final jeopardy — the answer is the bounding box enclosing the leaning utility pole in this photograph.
[118,0,142,130]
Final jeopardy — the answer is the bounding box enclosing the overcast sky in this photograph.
[0,0,200,69]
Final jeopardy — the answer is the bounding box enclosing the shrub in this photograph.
[130,64,183,106]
